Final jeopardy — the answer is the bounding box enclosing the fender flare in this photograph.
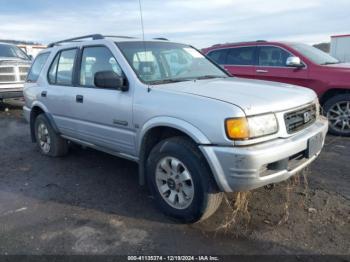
[137,116,211,185]
[29,102,59,142]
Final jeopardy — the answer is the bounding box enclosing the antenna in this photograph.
[138,0,151,92]
[138,0,145,42]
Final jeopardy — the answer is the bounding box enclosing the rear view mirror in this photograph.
[94,71,128,91]
[286,56,304,68]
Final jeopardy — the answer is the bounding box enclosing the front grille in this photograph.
[0,75,16,82]
[0,67,14,73]
[0,64,30,83]
[20,75,27,81]
[284,104,317,134]
[19,66,29,73]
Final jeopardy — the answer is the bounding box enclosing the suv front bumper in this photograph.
[200,117,328,192]
[0,84,24,99]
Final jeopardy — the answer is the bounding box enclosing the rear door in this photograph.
[207,47,256,78]
[44,48,79,136]
[255,45,309,86]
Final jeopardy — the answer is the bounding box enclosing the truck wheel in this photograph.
[34,114,68,157]
[147,137,223,223]
[324,94,350,136]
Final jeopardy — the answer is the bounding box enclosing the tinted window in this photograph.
[258,46,292,67]
[48,49,77,85]
[226,47,255,65]
[207,49,228,64]
[27,52,50,82]
[80,46,123,87]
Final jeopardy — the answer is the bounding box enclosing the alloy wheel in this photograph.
[37,123,51,153]
[155,157,194,209]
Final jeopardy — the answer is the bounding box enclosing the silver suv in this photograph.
[23,34,328,222]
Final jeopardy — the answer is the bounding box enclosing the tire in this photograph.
[146,136,223,223]
[323,94,350,136]
[34,114,68,157]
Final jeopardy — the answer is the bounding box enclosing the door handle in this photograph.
[41,91,47,97]
[76,95,83,103]
[256,69,268,73]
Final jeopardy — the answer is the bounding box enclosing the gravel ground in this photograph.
[0,106,349,255]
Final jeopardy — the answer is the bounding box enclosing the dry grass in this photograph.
[216,171,311,235]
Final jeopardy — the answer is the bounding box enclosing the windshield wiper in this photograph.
[194,75,227,80]
[148,78,193,85]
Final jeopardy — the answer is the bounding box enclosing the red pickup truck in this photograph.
[203,41,350,136]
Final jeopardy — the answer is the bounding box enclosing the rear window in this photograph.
[26,52,50,82]
[48,49,77,85]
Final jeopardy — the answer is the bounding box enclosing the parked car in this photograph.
[23,35,328,222]
[0,42,31,100]
[203,41,350,136]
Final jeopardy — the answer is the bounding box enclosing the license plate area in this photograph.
[306,132,324,158]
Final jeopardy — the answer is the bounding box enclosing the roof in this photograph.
[203,40,300,51]
[331,34,350,38]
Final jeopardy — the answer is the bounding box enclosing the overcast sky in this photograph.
[0,0,349,48]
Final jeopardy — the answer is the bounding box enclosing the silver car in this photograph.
[23,34,328,223]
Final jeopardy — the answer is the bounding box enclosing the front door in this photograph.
[70,45,136,156]
[255,46,309,86]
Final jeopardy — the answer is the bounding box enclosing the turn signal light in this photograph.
[225,118,249,140]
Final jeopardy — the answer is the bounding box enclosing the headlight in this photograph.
[225,114,278,140]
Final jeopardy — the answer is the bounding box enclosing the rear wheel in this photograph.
[324,94,350,136]
[147,137,223,223]
[34,114,68,157]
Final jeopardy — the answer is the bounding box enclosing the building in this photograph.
[330,34,350,63]
[17,44,47,58]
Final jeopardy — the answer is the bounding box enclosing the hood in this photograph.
[157,77,316,115]
[321,63,350,69]
[0,57,30,63]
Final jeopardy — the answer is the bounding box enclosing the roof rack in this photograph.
[47,34,136,47]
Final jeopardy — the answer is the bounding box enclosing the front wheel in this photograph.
[324,94,350,136]
[146,137,223,223]
[34,114,69,157]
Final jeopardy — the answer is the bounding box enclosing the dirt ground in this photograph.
[0,105,349,255]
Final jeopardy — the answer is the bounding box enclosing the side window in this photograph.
[80,46,123,87]
[27,52,50,82]
[207,49,228,64]
[226,47,255,65]
[48,54,59,84]
[48,49,77,85]
[258,46,292,67]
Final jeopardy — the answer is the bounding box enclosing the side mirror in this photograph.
[94,71,128,91]
[286,56,304,68]
[28,55,33,61]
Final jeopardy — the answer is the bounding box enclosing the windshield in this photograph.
[290,43,339,65]
[117,41,228,84]
[0,44,30,60]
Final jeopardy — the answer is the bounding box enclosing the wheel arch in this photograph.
[320,88,350,106]
[137,117,212,186]
[29,103,59,142]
